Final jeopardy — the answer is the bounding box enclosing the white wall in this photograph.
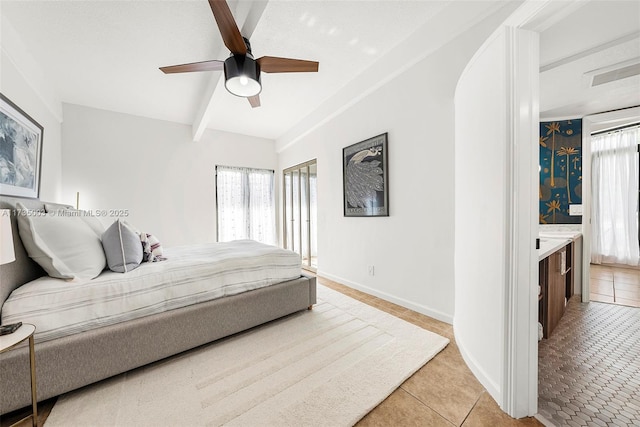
[454,20,540,415]
[454,28,508,402]
[277,6,519,323]
[61,104,276,246]
[1,16,63,201]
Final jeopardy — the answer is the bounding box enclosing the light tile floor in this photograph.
[590,264,640,308]
[316,277,542,426]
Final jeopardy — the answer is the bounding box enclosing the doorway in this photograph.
[283,160,317,272]
[537,107,640,425]
[587,117,640,307]
[582,107,640,301]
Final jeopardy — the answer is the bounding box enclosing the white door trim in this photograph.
[501,25,539,418]
[500,0,584,418]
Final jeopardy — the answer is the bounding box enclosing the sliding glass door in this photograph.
[284,160,317,271]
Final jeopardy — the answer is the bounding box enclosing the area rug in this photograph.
[45,285,449,427]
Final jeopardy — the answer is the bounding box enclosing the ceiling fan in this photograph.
[160,0,319,108]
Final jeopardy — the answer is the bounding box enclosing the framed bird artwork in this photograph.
[343,133,389,217]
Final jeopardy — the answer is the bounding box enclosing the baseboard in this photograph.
[317,270,453,324]
[452,322,501,400]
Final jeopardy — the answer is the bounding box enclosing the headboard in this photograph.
[0,197,73,311]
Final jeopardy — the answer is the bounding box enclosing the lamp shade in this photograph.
[224,55,261,97]
[0,209,15,265]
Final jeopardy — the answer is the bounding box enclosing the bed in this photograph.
[0,196,316,414]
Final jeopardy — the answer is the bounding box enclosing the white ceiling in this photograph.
[2,0,639,141]
[539,1,640,120]
[1,0,455,140]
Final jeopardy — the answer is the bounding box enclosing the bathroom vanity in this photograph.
[538,233,581,338]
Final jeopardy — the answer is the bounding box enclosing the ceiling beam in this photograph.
[540,31,640,72]
[191,0,269,142]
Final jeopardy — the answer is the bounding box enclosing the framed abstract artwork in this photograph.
[0,93,43,199]
[343,133,389,217]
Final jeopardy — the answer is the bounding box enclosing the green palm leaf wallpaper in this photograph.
[539,119,582,224]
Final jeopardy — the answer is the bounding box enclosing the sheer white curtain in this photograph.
[216,166,276,245]
[591,126,640,266]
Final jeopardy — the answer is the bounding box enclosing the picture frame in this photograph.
[343,133,389,217]
[0,93,43,199]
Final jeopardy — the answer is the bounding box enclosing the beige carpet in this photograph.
[45,285,449,427]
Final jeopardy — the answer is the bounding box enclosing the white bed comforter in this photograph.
[2,240,301,342]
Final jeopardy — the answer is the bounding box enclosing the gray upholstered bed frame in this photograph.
[0,197,316,414]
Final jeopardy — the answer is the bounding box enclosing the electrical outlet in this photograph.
[368,265,375,276]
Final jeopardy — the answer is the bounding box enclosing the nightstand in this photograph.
[0,324,38,427]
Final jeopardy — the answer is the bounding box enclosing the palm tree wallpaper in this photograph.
[539,119,582,224]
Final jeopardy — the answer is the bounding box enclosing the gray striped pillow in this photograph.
[101,220,143,273]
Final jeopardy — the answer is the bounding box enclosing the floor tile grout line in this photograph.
[399,385,462,426]
[459,392,484,427]
[590,264,640,307]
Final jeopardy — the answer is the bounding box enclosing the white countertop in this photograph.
[538,238,570,260]
[537,231,582,261]
[539,232,582,240]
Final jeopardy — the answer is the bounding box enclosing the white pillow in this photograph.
[44,204,106,237]
[16,202,107,280]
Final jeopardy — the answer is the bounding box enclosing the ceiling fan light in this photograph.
[224,55,261,97]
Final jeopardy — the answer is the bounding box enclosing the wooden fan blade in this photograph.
[208,0,247,55]
[257,56,319,73]
[160,60,224,74]
[248,95,261,108]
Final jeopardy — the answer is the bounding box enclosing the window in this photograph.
[590,125,640,266]
[216,165,275,245]
[283,160,317,271]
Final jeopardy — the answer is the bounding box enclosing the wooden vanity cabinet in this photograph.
[538,241,573,339]
[565,242,574,300]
